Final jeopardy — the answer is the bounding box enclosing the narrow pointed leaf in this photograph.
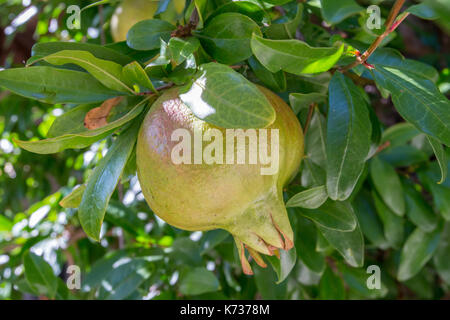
[15,98,148,154]
[369,157,405,216]
[426,135,447,184]
[39,50,135,94]
[126,19,175,51]
[326,73,372,201]
[78,119,142,240]
[300,200,357,232]
[398,227,442,281]
[286,185,328,209]
[0,67,120,104]
[251,34,344,75]
[373,66,450,146]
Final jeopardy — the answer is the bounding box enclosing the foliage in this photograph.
[0,0,449,300]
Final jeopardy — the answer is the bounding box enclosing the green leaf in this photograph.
[369,157,405,216]
[317,219,364,267]
[338,263,389,299]
[403,182,438,232]
[286,185,328,209]
[248,56,286,92]
[381,122,421,148]
[30,41,134,66]
[196,13,262,65]
[253,263,287,299]
[326,73,372,201]
[353,191,389,249]
[372,66,450,146]
[318,267,345,299]
[78,119,142,240]
[98,258,152,300]
[206,1,267,24]
[407,3,439,20]
[39,50,135,94]
[0,67,120,104]
[251,34,344,75]
[179,268,220,295]
[398,226,442,281]
[59,185,86,209]
[164,37,200,65]
[372,191,404,249]
[15,98,148,154]
[289,93,327,115]
[126,19,176,51]
[23,251,58,299]
[200,230,230,255]
[122,61,157,94]
[264,3,303,39]
[368,48,439,82]
[293,213,326,274]
[265,247,297,284]
[320,0,362,24]
[426,135,447,184]
[300,200,357,232]
[179,63,275,128]
[433,223,450,285]
[0,215,13,232]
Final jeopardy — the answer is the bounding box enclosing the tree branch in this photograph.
[340,0,406,72]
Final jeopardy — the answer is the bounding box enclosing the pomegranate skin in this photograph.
[136,86,304,274]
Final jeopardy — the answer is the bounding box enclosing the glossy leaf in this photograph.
[317,220,364,267]
[300,200,357,232]
[39,50,135,94]
[289,93,327,115]
[426,135,447,184]
[248,56,286,92]
[398,227,442,281]
[15,98,148,154]
[122,61,157,94]
[179,63,275,128]
[251,34,344,75]
[126,19,175,51]
[369,157,405,216]
[265,247,297,284]
[78,119,142,240]
[293,213,326,274]
[59,185,86,209]
[403,182,438,232]
[30,41,134,66]
[318,267,345,299]
[286,185,328,209]
[23,251,58,299]
[264,3,303,39]
[373,191,404,249]
[196,13,262,65]
[179,268,220,295]
[326,73,371,201]
[320,0,362,24]
[373,66,450,146]
[0,67,120,104]
[353,192,389,249]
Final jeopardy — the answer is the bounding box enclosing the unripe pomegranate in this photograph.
[136,86,304,274]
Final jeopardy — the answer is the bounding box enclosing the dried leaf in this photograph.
[84,97,123,130]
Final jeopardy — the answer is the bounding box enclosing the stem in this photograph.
[340,0,406,72]
[303,103,316,135]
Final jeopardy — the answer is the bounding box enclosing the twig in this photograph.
[303,103,316,135]
[98,5,105,45]
[340,0,406,72]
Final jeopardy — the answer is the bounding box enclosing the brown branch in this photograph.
[340,0,406,72]
[303,103,316,135]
